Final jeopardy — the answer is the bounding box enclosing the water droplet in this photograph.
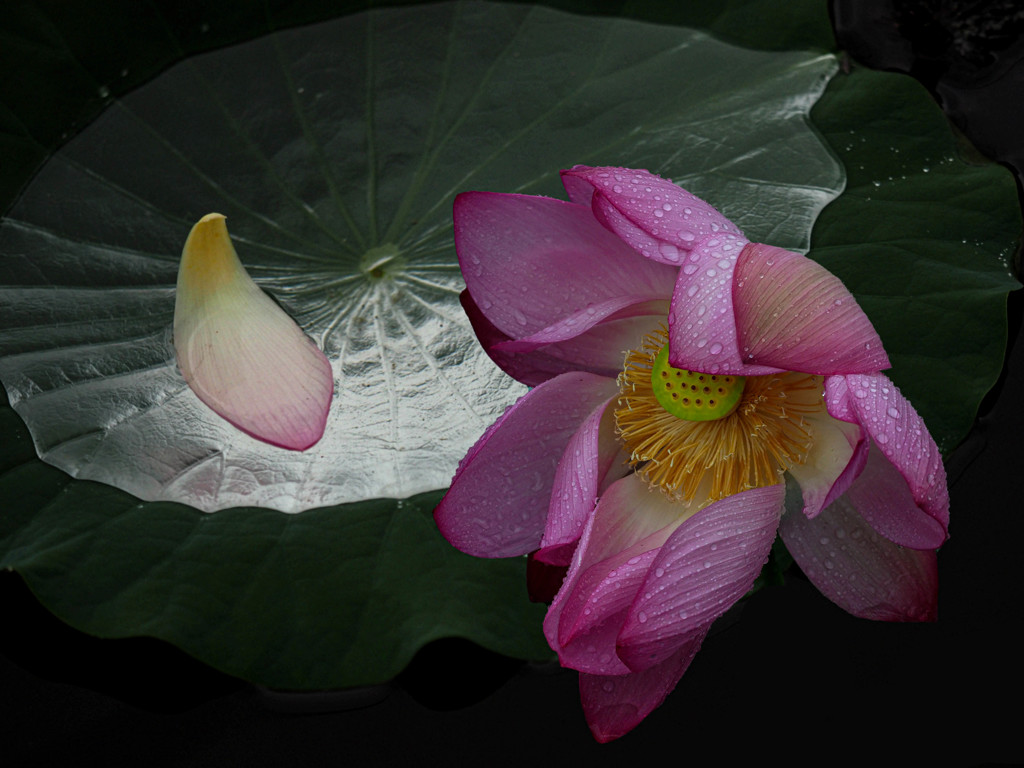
[659,243,680,262]
[709,343,723,355]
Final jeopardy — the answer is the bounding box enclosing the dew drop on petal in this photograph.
[659,243,680,261]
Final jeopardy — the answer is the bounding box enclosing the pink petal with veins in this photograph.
[434,371,619,558]
[454,191,676,339]
[617,484,784,672]
[834,372,949,547]
[544,474,685,675]
[560,166,743,266]
[174,214,332,451]
[579,633,705,743]
[780,492,939,621]
[538,397,628,565]
[666,232,782,376]
[732,243,891,374]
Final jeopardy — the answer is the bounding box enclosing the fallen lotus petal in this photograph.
[435,165,951,741]
[174,213,333,451]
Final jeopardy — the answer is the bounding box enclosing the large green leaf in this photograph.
[0,2,840,512]
[0,404,548,686]
[0,0,1019,691]
[810,68,1020,450]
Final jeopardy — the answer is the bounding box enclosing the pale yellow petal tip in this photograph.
[177,212,244,294]
[174,215,334,451]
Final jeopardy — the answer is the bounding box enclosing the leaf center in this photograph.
[360,244,405,280]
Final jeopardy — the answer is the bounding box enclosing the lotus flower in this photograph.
[434,166,949,742]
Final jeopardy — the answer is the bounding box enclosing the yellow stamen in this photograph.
[614,326,824,506]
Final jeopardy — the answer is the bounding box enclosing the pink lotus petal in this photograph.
[780,493,939,621]
[173,214,333,451]
[839,372,949,545]
[494,297,665,353]
[454,191,677,339]
[579,633,705,743]
[732,243,891,374]
[556,546,660,673]
[846,443,948,549]
[617,483,785,672]
[460,290,582,386]
[544,474,686,675]
[503,311,667,379]
[554,562,656,676]
[666,232,783,376]
[560,166,743,266]
[785,410,861,518]
[822,374,872,504]
[435,371,619,558]
[539,396,627,564]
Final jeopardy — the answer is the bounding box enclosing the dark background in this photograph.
[3,1,1022,765]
